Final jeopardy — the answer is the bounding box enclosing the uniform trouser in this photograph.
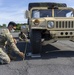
[0,48,10,64]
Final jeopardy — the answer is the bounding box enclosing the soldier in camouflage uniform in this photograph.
[0,22,24,64]
[18,25,28,41]
[18,32,27,41]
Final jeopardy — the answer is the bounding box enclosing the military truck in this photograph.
[25,2,74,54]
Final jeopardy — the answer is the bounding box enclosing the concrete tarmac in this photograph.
[1,40,74,75]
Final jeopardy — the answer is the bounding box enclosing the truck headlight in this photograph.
[34,19,40,25]
[48,21,54,28]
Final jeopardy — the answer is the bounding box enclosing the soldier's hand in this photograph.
[13,39,17,44]
[19,52,24,58]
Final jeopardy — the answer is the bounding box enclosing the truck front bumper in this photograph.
[50,31,74,40]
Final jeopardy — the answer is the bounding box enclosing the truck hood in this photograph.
[43,17,74,21]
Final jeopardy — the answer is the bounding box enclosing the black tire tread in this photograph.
[30,30,41,54]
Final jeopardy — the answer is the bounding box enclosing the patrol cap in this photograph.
[8,21,16,27]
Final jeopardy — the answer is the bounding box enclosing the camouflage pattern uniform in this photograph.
[0,28,21,64]
[18,32,27,41]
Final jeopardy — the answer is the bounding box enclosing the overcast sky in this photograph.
[0,0,74,25]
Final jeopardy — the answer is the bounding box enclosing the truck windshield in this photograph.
[32,9,52,18]
[54,9,73,17]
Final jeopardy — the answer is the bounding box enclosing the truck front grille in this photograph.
[55,21,74,29]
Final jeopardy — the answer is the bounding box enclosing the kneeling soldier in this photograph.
[0,21,24,64]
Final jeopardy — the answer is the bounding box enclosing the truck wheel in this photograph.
[30,30,41,54]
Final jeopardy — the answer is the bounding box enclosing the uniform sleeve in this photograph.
[18,34,23,41]
[3,29,20,54]
[19,37,23,41]
[23,33,27,39]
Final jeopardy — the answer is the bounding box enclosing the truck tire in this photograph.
[30,30,41,54]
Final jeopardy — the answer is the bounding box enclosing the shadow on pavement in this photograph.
[10,41,74,61]
[42,44,60,53]
[26,43,74,60]
[9,41,30,61]
[41,51,74,59]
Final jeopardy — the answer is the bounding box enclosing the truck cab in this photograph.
[25,2,74,54]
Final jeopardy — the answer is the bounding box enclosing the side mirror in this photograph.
[25,10,30,18]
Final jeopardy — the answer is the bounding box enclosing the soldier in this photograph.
[0,21,24,64]
[18,25,28,41]
[18,32,27,41]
